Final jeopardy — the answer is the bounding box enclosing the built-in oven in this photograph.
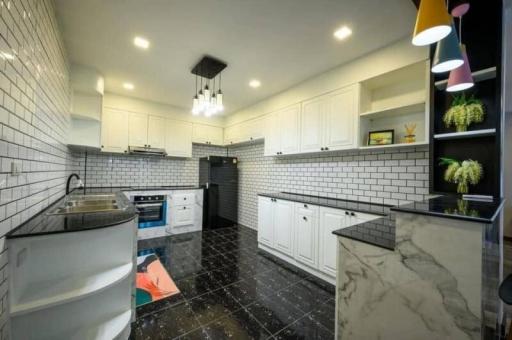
[132,195,167,228]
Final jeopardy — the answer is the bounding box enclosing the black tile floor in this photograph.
[131,225,335,340]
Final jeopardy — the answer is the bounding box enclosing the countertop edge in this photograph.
[257,192,390,217]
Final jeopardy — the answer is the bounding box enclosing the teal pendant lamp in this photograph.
[431,20,464,73]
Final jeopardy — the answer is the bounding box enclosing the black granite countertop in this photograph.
[6,191,137,239]
[391,195,505,224]
[7,186,205,239]
[258,192,390,216]
[332,216,395,250]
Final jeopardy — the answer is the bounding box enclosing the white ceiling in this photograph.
[55,0,416,115]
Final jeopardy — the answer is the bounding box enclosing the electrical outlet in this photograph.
[11,161,21,176]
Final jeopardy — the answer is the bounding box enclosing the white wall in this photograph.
[225,38,428,126]
[103,92,225,127]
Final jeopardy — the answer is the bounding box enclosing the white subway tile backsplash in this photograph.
[227,142,429,230]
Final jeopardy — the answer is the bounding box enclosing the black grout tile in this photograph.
[132,225,335,340]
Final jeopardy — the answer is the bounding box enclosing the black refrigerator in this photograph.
[199,156,238,229]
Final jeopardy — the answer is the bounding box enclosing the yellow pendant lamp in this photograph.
[412,0,452,46]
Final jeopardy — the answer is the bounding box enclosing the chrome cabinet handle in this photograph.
[303,216,307,221]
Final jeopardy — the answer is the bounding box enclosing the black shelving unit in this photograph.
[430,0,503,198]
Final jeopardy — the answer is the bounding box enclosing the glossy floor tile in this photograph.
[131,225,335,339]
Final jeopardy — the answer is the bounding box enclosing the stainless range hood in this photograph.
[128,146,167,156]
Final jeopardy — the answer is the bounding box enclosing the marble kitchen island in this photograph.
[333,196,504,340]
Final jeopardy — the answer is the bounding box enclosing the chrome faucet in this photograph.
[66,173,84,195]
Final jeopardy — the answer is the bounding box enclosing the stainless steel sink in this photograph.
[47,193,128,215]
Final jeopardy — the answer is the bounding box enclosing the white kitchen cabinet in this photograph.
[192,123,224,145]
[263,113,280,156]
[147,115,166,149]
[273,199,295,256]
[300,97,325,153]
[264,104,300,156]
[101,108,129,153]
[300,85,359,153]
[172,205,195,227]
[319,207,348,277]
[166,120,193,157]
[224,118,264,146]
[257,196,274,247]
[128,112,148,147]
[294,203,319,268]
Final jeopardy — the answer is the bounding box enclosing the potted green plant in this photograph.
[443,94,485,132]
[439,157,483,194]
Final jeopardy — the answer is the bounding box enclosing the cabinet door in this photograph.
[263,113,280,156]
[319,207,348,277]
[300,97,325,153]
[294,204,319,268]
[192,124,223,145]
[166,120,193,157]
[172,205,194,226]
[208,125,224,145]
[324,86,358,150]
[101,108,128,153]
[257,196,274,247]
[128,112,148,147]
[248,117,264,140]
[224,125,239,145]
[273,199,295,256]
[279,104,300,154]
[147,115,166,149]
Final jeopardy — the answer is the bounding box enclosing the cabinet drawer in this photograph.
[171,193,196,206]
[171,205,195,227]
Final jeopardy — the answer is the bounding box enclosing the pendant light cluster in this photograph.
[191,56,227,117]
[192,73,223,116]
[412,0,474,92]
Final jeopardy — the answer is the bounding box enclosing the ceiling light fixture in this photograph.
[249,80,261,88]
[431,20,464,73]
[191,56,227,116]
[123,82,134,90]
[333,26,352,41]
[133,36,150,49]
[412,0,451,46]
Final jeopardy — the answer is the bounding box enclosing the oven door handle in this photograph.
[135,203,164,208]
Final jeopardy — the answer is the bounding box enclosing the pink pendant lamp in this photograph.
[446,2,474,92]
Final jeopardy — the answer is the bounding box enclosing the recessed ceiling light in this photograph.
[123,82,134,90]
[133,36,150,49]
[249,80,261,88]
[333,26,352,41]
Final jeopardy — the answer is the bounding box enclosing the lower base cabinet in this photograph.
[257,195,381,283]
[294,203,319,268]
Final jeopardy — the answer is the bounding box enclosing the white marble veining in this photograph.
[336,213,490,340]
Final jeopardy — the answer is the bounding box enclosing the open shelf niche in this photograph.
[358,60,430,149]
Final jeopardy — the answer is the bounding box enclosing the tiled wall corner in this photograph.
[0,1,71,338]
[73,144,227,188]
[227,142,430,230]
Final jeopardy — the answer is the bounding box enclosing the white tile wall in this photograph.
[227,142,430,229]
[0,0,72,337]
[72,144,227,188]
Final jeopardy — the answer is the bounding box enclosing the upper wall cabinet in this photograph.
[166,120,193,158]
[300,85,359,153]
[148,115,166,149]
[128,112,149,147]
[264,104,300,156]
[101,108,129,153]
[192,123,224,146]
[224,118,264,146]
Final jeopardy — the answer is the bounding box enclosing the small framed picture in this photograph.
[368,130,394,146]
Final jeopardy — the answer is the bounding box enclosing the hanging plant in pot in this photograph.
[439,157,483,194]
[443,94,485,132]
